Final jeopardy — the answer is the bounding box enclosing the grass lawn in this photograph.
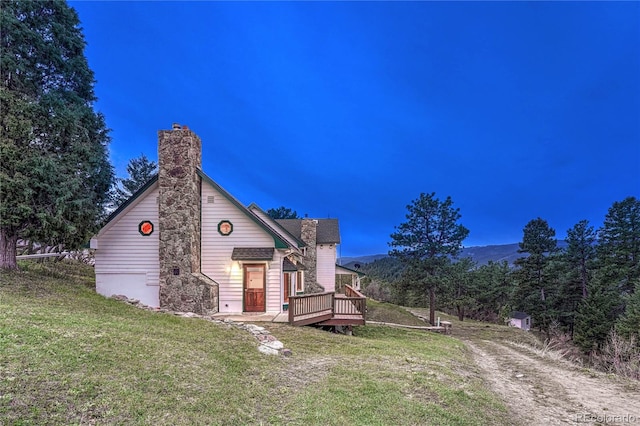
[365,299,427,326]
[1,261,512,425]
[405,307,541,347]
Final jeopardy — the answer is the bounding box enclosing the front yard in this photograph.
[0,261,511,425]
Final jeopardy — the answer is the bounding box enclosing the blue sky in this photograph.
[70,1,639,257]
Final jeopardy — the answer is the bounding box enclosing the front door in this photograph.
[244,264,265,312]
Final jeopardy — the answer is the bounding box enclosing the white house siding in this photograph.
[95,186,160,307]
[268,251,284,312]
[200,183,281,313]
[316,244,337,292]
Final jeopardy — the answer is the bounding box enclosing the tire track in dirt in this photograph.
[465,339,640,425]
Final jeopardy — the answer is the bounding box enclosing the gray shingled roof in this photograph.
[275,219,340,244]
[510,311,530,319]
[283,257,306,271]
[246,203,306,248]
[336,264,366,277]
[231,247,275,261]
[198,171,291,249]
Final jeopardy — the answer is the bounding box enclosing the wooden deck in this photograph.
[288,285,366,327]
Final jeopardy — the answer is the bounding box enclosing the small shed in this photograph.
[509,311,531,331]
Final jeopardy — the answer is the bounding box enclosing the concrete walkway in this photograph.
[211,312,289,323]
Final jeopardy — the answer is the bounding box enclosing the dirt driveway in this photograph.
[406,310,640,425]
[465,338,640,425]
[463,336,640,425]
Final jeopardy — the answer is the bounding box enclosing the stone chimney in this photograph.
[300,218,324,293]
[158,124,218,314]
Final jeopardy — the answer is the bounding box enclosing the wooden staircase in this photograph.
[288,285,366,327]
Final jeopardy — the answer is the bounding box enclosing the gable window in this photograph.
[138,220,154,236]
[218,220,233,236]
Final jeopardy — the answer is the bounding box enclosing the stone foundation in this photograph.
[160,273,219,316]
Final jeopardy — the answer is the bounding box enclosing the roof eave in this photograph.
[198,170,291,250]
[98,174,159,235]
[247,203,307,248]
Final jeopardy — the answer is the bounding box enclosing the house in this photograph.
[335,264,365,292]
[91,124,364,323]
[275,217,341,292]
[508,311,532,331]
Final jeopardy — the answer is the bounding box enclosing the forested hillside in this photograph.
[351,197,639,372]
[341,241,572,269]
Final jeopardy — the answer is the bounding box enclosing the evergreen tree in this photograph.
[557,220,597,335]
[616,281,640,341]
[574,276,621,352]
[267,206,300,219]
[0,1,113,269]
[513,218,558,335]
[441,257,476,321]
[597,197,640,296]
[473,260,513,322]
[110,154,157,209]
[565,220,597,299]
[573,198,639,351]
[389,192,469,325]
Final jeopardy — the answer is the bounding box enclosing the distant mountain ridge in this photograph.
[339,242,568,268]
[339,254,388,265]
[459,243,522,266]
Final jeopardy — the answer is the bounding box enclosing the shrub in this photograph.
[591,331,640,380]
[362,281,392,302]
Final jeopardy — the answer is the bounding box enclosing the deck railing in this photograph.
[289,285,366,326]
[335,285,367,323]
[344,285,365,299]
[334,296,366,318]
[288,291,334,326]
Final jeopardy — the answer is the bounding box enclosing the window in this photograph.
[138,220,154,236]
[283,273,291,303]
[296,271,304,293]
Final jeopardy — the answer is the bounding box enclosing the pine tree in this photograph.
[441,257,476,321]
[110,154,157,209]
[389,192,469,325]
[0,1,113,269]
[616,281,640,341]
[565,220,597,299]
[558,220,597,335]
[597,197,640,296]
[574,277,621,352]
[473,260,513,322]
[266,206,300,219]
[513,218,559,335]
